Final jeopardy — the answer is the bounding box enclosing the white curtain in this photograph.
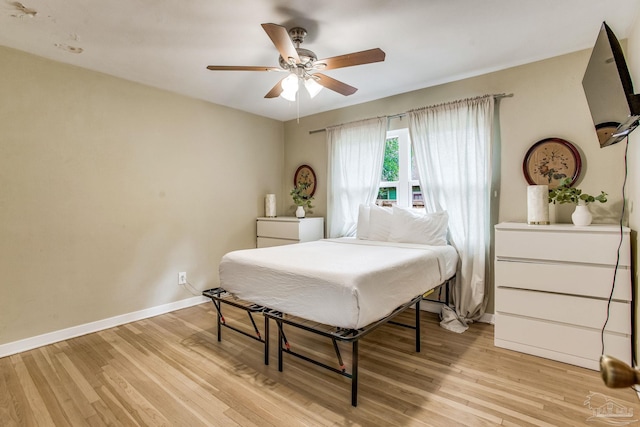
[327,117,387,238]
[408,96,495,332]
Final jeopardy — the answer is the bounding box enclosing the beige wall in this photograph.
[626,18,640,365]
[283,34,635,316]
[0,46,284,346]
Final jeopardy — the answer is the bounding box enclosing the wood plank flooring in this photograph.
[1,302,638,426]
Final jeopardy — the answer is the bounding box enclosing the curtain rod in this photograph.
[308,93,513,135]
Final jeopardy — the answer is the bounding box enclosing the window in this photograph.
[377,128,423,208]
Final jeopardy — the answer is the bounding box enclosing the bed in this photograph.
[218,238,457,329]
[203,205,458,406]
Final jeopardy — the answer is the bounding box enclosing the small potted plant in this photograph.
[290,182,314,218]
[548,177,607,226]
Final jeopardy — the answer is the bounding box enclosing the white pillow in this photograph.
[368,204,393,241]
[356,205,371,240]
[388,206,449,246]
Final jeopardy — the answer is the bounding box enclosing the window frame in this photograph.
[378,128,421,208]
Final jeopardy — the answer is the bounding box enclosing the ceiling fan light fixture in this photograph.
[304,77,323,98]
[207,24,385,100]
[280,73,299,101]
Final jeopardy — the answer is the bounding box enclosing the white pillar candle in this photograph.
[527,185,549,225]
[265,194,276,217]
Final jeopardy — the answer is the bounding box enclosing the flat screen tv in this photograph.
[582,22,640,148]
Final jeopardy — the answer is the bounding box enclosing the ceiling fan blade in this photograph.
[207,65,281,71]
[264,77,286,98]
[261,23,300,65]
[313,73,357,96]
[315,48,386,70]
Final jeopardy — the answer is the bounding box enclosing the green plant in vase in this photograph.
[548,177,607,226]
[548,178,607,205]
[290,182,314,217]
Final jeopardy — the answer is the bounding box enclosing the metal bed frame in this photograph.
[202,277,452,407]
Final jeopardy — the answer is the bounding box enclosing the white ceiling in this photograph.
[2,0,639,121]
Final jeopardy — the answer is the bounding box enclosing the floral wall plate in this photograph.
[294,164,316,198]
[522,138,582,189]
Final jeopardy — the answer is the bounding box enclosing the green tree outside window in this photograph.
[381,137,399,182]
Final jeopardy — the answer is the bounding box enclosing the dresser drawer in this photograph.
[495,260,631,301]
[256,217,324,248]
[257,220,301,240]
[495,227,630,266]
[495,287,631,334]
[495,314,631,367]
[257,237,296,248]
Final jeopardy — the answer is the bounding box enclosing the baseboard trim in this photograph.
[1,297,494,358]
[420,300,445,315]
[0,295,209,358]
[420,301,495,325]
[479,312,495,324]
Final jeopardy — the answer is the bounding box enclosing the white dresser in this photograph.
[494,222,632,370]
[256,217,324,248]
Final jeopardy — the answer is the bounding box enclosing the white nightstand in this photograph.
[494,222,632,370]
[256,217,324,248]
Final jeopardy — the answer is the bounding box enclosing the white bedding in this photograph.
[219,238,458,329]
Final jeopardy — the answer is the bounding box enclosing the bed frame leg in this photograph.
[332,339,346,372]
[215,301,222,342]
[446,279,451,306]
[277,319,284,372]
[352,340,359,407]
[415,299,421,353]
[264,315,269,366]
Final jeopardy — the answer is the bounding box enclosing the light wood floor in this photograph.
[1,303,638,426]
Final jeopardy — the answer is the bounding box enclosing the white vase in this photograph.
[548,202,558,224]
[571,204,592,226]
[295,205,305,218]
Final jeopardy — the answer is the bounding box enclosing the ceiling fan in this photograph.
[206,23,386,100]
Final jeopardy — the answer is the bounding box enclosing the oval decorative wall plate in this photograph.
[294,164,317,197]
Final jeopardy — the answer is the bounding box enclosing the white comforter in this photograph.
[219,238,458,329]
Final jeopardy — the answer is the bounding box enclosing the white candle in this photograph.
[265,194,276,217]
[527,185,549,225]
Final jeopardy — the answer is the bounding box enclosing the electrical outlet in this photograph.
[178,272,187,285]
